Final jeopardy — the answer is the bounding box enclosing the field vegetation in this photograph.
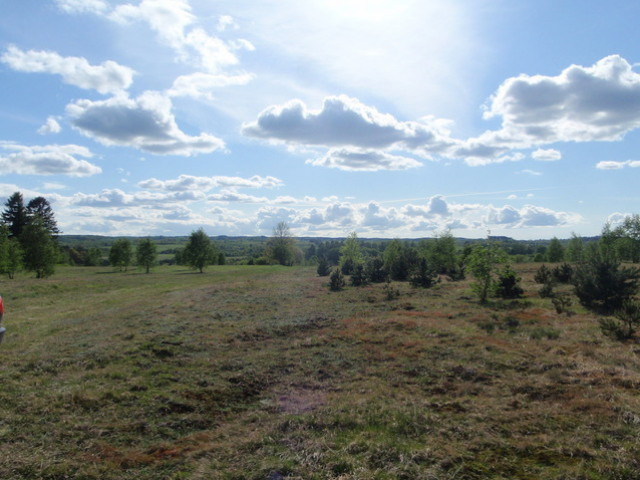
[2,260,640,479]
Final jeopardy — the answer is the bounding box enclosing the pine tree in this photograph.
[2,192,28,239]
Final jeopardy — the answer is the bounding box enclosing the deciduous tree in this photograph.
[109,239,133,271]
[183,229,219,273]
[136,238,157,274]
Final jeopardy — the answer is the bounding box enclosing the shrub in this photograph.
[409,258,439,288]
[446,257,466,281]
[350,263,368,287]
[340,257,355,276]
[551,293,572,315]
[383,276,400,300]
[599,300,640,340]
[317,257,330,276]
[538,282,554,298]
[329,267,346,291]
[552,263,574,283]
[365,256,387,283]
[534,264,552,284]
[573,253,640,313]
[495,265,523,299]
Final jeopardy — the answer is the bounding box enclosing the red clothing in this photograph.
[0,296,4,316]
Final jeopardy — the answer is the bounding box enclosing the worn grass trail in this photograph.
[1,265,640,479]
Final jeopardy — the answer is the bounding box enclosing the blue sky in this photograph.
[1,0,639,239]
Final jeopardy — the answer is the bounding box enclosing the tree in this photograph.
[21,215,57,278]
[410,258,438,288]
[616,214,640,263]
[26,196,60,236]
[339,232,363,275]
[466,243,508,303]
[329,267,346,291]
[266,221,296,266]
[566,233,584,263]
[182,229,218,273]
[422,230,457,274]
[136,238,157,274]
[495,265,524,299]
[2,192,28,239]
[573,249,640,314]
[109,239,133,271]
[317,256,330,276]
[546,237,565,262]
[383,239,411,281]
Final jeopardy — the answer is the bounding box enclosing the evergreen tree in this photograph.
[136,238,157,274]
[26,196,60,236]
[21,215,57,278]
[2,192,28,239]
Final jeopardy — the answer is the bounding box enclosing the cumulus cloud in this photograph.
[485,55,640,144]
[38,117,62,135]
[139,174,283,192]
[532,148,561,161]
[1,45,134,94]
[66,92,224,155]
[306,147,422,171]
[242,95,448,151]
[71,188,205,207]
[596,159,640,169]
[0,143,101,177]
[167,72,254,99]
[207,191,269,203]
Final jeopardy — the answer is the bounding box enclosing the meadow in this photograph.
[1,264,640,479]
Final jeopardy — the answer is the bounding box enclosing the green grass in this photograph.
[1,264,640,479]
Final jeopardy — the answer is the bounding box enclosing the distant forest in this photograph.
[57,234,600,267]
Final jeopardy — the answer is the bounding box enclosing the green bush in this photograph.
[329,267,346,291]
[573,253,640,313]
[496,265,523,299]
[599,300,640,340]
[409,258,438,288]
[534,264,552,284]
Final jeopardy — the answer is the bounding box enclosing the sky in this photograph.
[1,0,639,239]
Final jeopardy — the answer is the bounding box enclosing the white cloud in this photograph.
[1,45,134,94]
[217,14,238,31]
[596,159,640,170]
[66,92,225,155]
[306,148,422,171]
[518,169,542,176]
[55,0,108,14]
[242,95,450,151]
[484,55,640,144]
[71,188,205,207]
[139,174,283,191]
[93,0,240,74]
[207,190,269,203]
[167,72,253,99]
[532,148,561,161]
[38,117,62,135]
[0,143,101,177]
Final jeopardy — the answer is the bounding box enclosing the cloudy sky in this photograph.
[1,0,639,239]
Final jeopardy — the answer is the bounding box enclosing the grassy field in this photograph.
[1,264,640,479]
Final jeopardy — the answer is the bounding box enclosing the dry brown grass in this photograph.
[1,263,640,479]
